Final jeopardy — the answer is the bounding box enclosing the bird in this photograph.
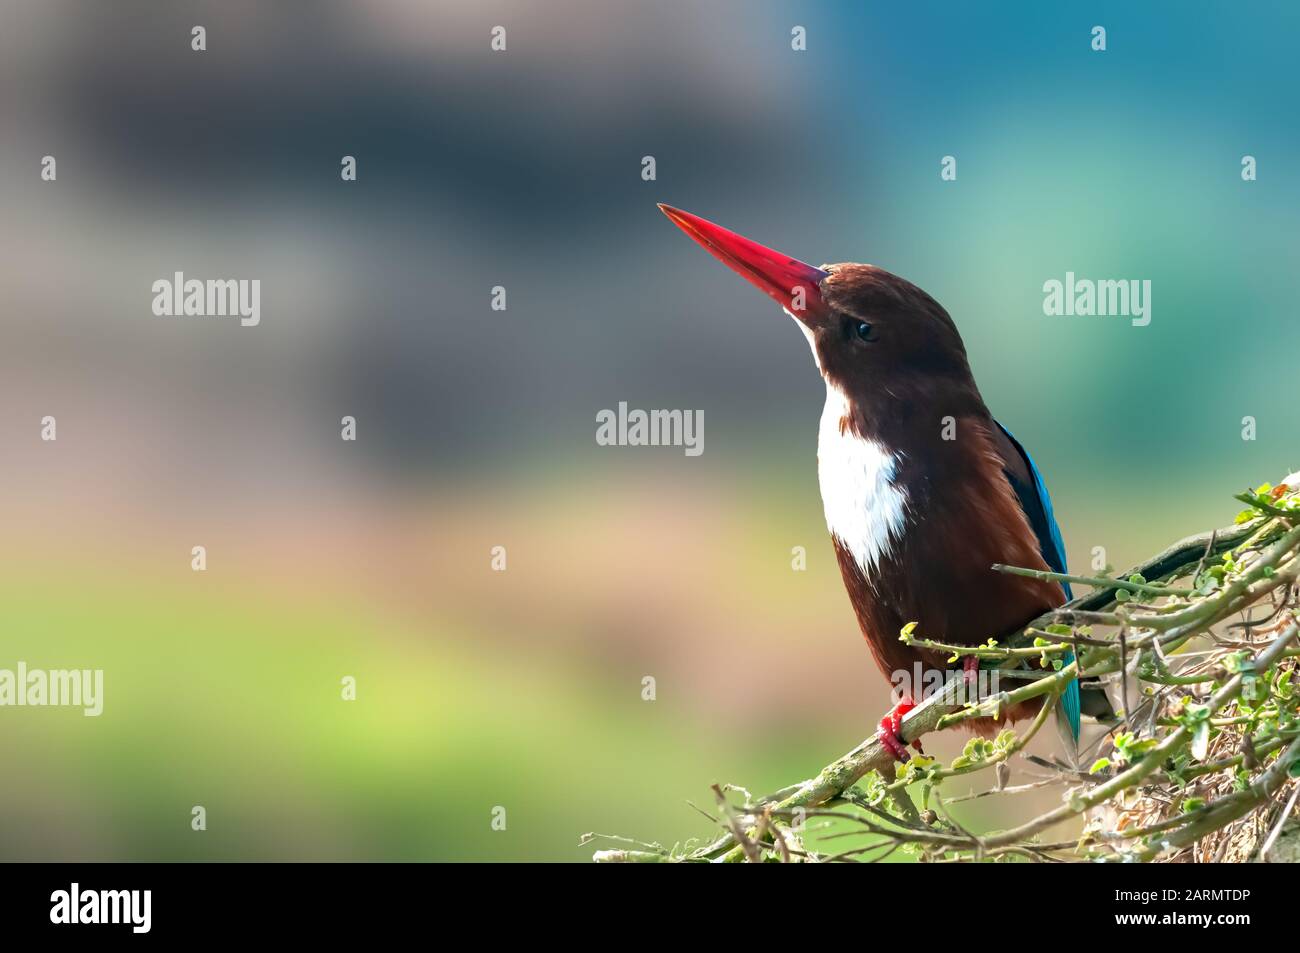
[658,203,1080,762]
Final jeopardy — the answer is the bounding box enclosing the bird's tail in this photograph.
[1054,650,1082,767]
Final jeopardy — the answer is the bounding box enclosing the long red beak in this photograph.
[658,204,829,326]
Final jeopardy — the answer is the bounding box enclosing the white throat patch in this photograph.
[816,386,909,576]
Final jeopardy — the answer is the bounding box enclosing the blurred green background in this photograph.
[0,1,1296,860]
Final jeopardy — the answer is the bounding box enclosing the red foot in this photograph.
[963,655,980,689]
[877,695,923,762]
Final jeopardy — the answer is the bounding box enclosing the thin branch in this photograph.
[593,479,1300,864]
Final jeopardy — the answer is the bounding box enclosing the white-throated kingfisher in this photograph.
[659,204,1080,761]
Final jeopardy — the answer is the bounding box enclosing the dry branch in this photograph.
[587,473,1300,863]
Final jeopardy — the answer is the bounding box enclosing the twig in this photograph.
[593,478,1300,864]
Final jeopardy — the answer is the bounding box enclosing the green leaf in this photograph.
[1088,758,1111,774]
[1112,731,1159,764]
[1221,651,1252,674]
[1183,703,1211,723]
[1242,674,1262,702]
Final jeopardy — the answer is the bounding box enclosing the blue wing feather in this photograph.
[995,423,1080,740]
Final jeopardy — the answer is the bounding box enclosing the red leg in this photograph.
[963,655,980,688]
[876,695,922,762]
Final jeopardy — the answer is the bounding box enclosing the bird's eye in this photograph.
[854,321,876,343]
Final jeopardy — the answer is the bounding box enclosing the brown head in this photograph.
[658,204,985,437]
